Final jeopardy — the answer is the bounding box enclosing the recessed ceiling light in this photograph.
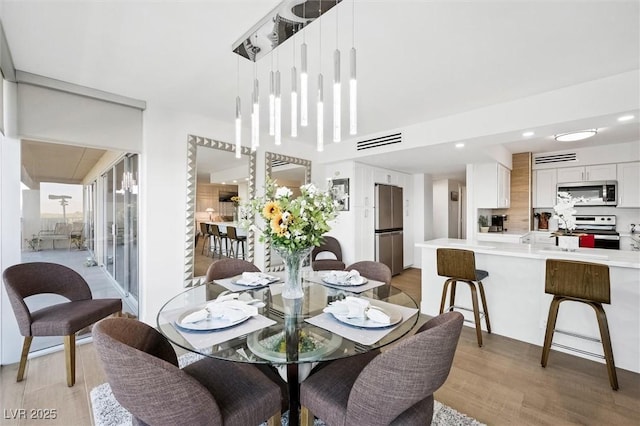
[522,131,535,137]
[233,180,238,183]
[618,114,635,122]
[455,143,464,148]
[554,129,597,142]
[221,182,226,185]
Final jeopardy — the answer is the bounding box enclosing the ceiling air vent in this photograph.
[356,132,402,151]
[534,152,577,165]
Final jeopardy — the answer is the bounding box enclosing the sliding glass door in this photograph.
[102,154,139,305]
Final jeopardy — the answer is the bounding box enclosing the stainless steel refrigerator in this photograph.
[374,184,403,276]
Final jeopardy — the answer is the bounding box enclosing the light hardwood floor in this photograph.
[1,268,638,425]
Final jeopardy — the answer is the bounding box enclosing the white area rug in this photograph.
[90,353,485,426]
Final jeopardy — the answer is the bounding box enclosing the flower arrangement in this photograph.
[230,195,241,207]
[241,178,339,253]
[553,191,583,235]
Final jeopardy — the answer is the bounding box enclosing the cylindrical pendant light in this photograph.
[269,69,275,136]
[349,0,357,135]
[252,74,259,150]
[317,73,324,152]
[300,42,308,127]
[291,64,298,137]
[235,96,242,159]
[274,69,281,145]
[333,49,341,143]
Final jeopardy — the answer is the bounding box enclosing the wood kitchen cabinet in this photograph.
[556,163,616,183]
[533,169,557,208]
[475,163,511,208]
[617,162,640,208]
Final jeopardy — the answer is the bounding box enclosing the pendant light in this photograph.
[235,57,242,159]
[333,0,341,143]
[317,3,324,152]
[269,67,275,136]
[275,67,282,145]
[291,36,298,137]
[251,64,259,150]
[300,2,308,127]
[349,0,357,135]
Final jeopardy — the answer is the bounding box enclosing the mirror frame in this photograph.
[264,151,312,272]
[184,134,257,286]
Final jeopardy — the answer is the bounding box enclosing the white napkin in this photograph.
[324,270,365,285]
[235,272,279,286]
[323,296,391,324]
[181,297,258,324]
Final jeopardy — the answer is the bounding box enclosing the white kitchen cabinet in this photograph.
[617,162,640,208]
[474,163,511,208]
[533,169,557,208]
[556,164,616,183]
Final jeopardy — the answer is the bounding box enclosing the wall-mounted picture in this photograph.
[450,191,459,201]
[331,178,350,211]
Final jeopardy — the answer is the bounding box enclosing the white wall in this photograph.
[321,161,356,265]
[1,80,24,364]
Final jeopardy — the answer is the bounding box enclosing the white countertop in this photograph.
[416,238,640,269]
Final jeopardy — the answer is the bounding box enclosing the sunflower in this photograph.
[262,201,281,219]
[270,213,287,236]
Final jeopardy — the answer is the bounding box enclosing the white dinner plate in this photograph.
[321,276,369,287]
[175,308,250,331]
[331,306,402,328]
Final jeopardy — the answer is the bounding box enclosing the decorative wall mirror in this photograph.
[264,151,312,272]
[184,134,256,286]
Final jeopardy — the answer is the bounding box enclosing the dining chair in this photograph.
[300,311,464,426]
[311,236,346,271]
[345,261,391,285]
[93,317,282,426]
[205,258,260,282]
[2,262,122,386]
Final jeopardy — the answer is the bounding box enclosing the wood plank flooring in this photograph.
[1,268,638,425]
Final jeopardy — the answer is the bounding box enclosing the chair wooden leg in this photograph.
[449,281,458,310]
[267,411,282,426]
[300,406,314,426]
[17,336,33,382]
[478,280,491,334]
[591,303,619,390]
[541,297,562,367]
[467,281,483,347]
[439,279,452,314]
[64,334,76,387]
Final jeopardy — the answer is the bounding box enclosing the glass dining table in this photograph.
[156,273,420,426]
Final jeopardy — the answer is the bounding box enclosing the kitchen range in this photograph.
[560,214,620,250]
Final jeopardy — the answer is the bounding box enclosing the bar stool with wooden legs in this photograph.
[541,259,618,390]
[436,248,491,347]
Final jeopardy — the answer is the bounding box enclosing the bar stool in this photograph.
[226,226,247,259]
[541,259,618,390]
[209,224,229,258]
[436,248,491,347]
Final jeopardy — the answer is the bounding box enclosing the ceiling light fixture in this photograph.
[235,56,242,159]
[618,114,635,122]
[349,0,357,135]
[522,131,534,137]
[232,0,347,153]
[455,143,464,148]
[554,129,597,142]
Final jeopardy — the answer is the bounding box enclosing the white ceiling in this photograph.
[2,0,639,180]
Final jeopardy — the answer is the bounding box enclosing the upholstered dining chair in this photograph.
[300,311,464,426]
[311,236,346,271]
[2,262,122,386]
[93,317,282,426]
[205,258,260,282]
[345,261,392,285]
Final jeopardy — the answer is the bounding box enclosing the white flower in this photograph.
[275,186,293,199]
[301,183,317,195]
[553,192,583,234]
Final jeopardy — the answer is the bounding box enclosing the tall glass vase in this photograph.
[275,246,312,299]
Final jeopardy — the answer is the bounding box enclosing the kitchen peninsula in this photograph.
[417,238,640,373]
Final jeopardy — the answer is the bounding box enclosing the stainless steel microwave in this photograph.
[556,181,617,206]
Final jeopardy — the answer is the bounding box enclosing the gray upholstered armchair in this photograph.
[93,317,283,426]
[2,262,122,386]
[300,311,464,426]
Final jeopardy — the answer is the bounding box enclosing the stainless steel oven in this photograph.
[559,215,620,250]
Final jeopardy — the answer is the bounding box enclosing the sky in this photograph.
[40,182,83,215]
